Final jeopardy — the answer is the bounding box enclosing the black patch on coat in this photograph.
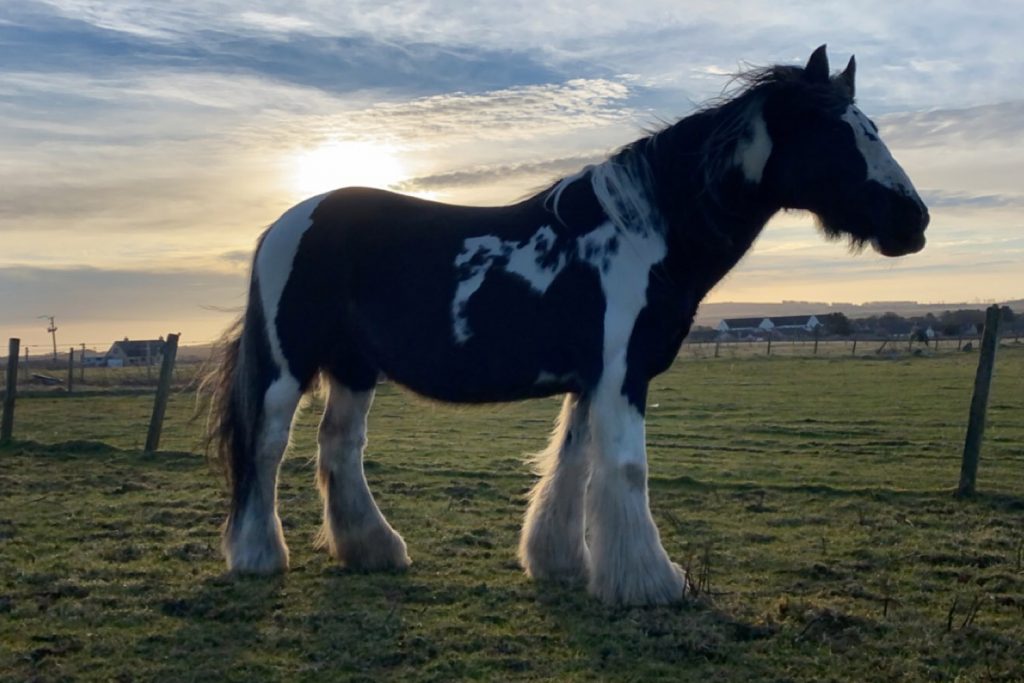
[275,185,609,401]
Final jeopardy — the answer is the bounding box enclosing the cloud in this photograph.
[394,154,608,192]
[880,101,1024,149]
[920,190,1024,209]
[333,79,635,145]
[0,5,578,95]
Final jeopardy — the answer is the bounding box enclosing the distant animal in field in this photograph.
[203,45,928,605]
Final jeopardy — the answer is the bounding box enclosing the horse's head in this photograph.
[760,45,929,257]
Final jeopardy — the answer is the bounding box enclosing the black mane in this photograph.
[539,59,858,293]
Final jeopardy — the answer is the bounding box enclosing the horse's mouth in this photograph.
[871,231,926,257]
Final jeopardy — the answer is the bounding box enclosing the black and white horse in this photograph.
[205,46,928,605]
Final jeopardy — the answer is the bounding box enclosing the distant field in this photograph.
[1,348,1023,681]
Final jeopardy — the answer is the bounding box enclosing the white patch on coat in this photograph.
[732,112,772,183]
[587,159,667,368]
[842,106,915,197]
[452,223,619,343]
[254,193,330,370]
[452,157,665,344]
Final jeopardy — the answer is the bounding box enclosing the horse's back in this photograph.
[255,187,599,401]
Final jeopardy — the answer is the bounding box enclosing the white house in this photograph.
[768,315,823,332]
[716,314,824,337]
[716,317,773,336]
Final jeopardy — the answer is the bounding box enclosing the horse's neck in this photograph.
[643,109,781,298]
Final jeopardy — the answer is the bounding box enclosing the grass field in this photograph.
[2,347,1023,681]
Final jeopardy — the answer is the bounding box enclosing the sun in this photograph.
[287,140,407,197]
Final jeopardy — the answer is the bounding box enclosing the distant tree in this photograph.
[877,312,909,335]
[822,312,853,336]
[939,309,986,329]
[1000,306,1016,324]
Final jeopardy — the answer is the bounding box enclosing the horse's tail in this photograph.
[200,266,278,544]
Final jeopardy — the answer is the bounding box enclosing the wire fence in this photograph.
[676,334,1020,360]
[0,350,206,392]
[4,331,1022,393]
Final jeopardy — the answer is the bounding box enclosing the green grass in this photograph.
[2,347,1023,681]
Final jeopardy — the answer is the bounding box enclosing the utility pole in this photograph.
[39,315,58,362]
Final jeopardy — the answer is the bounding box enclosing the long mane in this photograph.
[541,61,853,252]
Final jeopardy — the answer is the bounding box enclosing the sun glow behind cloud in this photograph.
[286,140,409,197]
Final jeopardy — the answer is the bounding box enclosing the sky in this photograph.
[2,1,1022,351]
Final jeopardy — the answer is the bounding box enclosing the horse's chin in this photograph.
[870,232,926,257]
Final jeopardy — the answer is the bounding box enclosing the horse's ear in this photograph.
[837,55,856,98]
[804,44,830,83]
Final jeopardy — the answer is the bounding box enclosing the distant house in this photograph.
[769,315,823,333]
[105,338,166,367]
[716,315,823,338]
[716,317,772,336]
[80,351,107,368]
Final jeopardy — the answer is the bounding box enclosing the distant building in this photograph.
[768,315,823,333]
[716,315,823,338]
[80,351,107,368]
[105,338,166,367]
[716,317,772,336]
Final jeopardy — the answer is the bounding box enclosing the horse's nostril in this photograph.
[920,209,930,231]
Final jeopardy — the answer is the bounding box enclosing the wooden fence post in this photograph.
[956,305,1002,497]
[2,338,19,444]
[145,333,180,454]
[714,339,721,358]
[67,348,74,393]
[766,336,772,356]
[813,327,820,355]
[851,338,858,356]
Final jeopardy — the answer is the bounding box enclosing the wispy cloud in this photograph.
[920,190,1024,209]
[394,154,608,193]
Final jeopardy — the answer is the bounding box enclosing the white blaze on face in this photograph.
[841,105,916,198]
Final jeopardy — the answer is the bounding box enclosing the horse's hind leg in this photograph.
[316,375,410,571]
[226,375,301,574]
[519,393,592,584]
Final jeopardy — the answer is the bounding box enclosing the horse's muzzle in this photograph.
[872,197,929,257]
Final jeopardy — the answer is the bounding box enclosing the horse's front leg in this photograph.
[586,372,686,605]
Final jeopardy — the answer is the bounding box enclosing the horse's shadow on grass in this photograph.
[146,572,289,680]
[527,579,776,673]
[150,564,416,680]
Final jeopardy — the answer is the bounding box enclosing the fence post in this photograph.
[851,338,858,356]
[766,335,772,356]
[813,327,820,355]
[714,339,721,358]
[2,338,19,444]
[145,333,180,454]
[67,348,74,393]
[956,305,1002,497]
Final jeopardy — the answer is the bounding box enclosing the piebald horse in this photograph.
[205,46,928,605]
